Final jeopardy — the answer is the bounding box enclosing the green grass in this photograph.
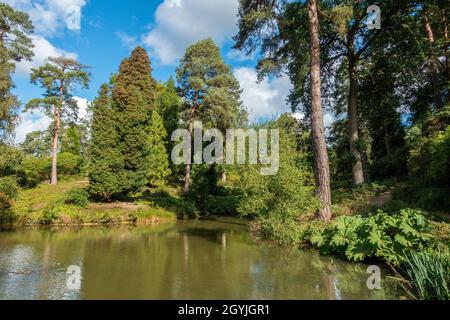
[10,179,179,226]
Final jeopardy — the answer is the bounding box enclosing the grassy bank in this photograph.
[6,178,184,226]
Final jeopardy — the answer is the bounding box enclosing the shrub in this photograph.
[0,176,19,223]
[237,117,318,220]
[308,209,432,266]
[21,155,51,187]
[40,206,59,225]
[58,152,83,175]
[64,188,90,207]
[0,176,19,210]
[403,250,450,300]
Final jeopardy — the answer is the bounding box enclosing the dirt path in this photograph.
[370,189,393,207]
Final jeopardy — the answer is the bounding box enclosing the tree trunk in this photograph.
[308,0,332,221]
[424,14,442,110]
[348,55,365,185]
[221,171,227,184]
[184,119,193,193]
[50,107,60,185]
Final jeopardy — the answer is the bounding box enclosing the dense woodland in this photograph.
[0,1,449,299]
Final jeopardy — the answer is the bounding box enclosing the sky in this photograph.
[6,0,334,144]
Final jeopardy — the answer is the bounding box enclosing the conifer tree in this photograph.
[112,46,156,192]
[88,84,123,199]
[26,57,90,185]
[177,38,244,192]
[147,110,171,186]
[61,125,81,156]
[0,3,34,141]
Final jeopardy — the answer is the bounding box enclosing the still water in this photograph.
[0,218,404,300]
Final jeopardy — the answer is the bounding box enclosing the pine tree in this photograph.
[0,3,34,141]
[147,110,171,186]
[26,57,90,185]
[88,84,123,199]
[112,46,156,192]
[177,38,245,192]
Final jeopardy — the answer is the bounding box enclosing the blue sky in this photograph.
[6,0,318,143]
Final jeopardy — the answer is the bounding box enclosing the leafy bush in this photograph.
[0,144,24,176]
[64,188,90,207]
[308,209,432,265]
[40,206,59,225]
[0,176,19,223]
[0,176,19,210]
[58,152,83,175]
[405,125,450,210]
[21,156,51,187]
[403,250,450,300]
[237,116,318,221]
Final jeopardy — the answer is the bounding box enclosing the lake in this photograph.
[0,218,405,300]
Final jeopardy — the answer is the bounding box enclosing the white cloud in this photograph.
[15,111,52,144]
[4,0,87,36]
[226,49,255,62]
[142,0,239,65]
[73,96,89,120]
[15,35,78,76]
[116,31,139,50]
[234,67,292,122]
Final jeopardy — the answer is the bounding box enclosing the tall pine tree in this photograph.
[147,110,171,186]
[88,84,123,199]
[0,3,34,141]
[112,46,156,192]
[177,38,244,192]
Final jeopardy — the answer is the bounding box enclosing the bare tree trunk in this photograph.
[348,55,365,185]
[424,14,442,110]
[308,0,332,221]
[184,119,193,193]
[50,107,60,185]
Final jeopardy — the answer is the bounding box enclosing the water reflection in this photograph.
[0,219,404,300]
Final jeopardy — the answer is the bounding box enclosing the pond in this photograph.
[0,218,405,300]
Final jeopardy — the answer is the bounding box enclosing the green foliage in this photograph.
[25,57,90,185]
[0,3,34,141]
[112,46,156,192]
[177,38,246,129]
[157,78,182,181]
[61,125,82,156]
[88,84,123,199]
[20,130,52,157]
[64,188,89,208]
[0,176,19,211]
[403,250,450,300]
[405,125,450,210]
[147,110,171,186]
[237,115,318,220]
[309,209,432,266]
[0,143,24,176]
[187,165,233,214]
[25,57,90,120]
[57,152,82,175]
[21,155,51,187]
[39,205,59,225]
